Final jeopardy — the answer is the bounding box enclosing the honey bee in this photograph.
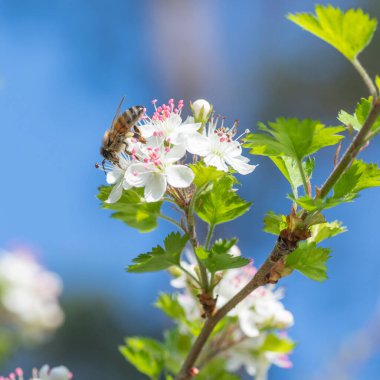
[100,97,146,167]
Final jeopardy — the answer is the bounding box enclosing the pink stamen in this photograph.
[69,372,74,380]
[9,374,15,380]
[133,171,139,176]
[152,99,157,105]
[15,370,23,377]
[165,146,170,152]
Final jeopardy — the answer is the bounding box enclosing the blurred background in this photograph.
[0,0,380,379]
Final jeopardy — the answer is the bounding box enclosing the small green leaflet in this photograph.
[292,160,380,211]
[285,242,331,282]
[119,337,164,380]
[260,333,296,354]
[190,162,226,188]
[195,176,251,226]
[98,186,162,232]
[127,232,188,273]
[196,359,240,380]
[309,221,346,244]
[196,239,250,274]
[263,211,288,235]
[287,5,377,61]
[245,118,344,161]
[271,156,315,193]
[338,97,380,132]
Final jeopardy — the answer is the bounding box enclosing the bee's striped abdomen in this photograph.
[122,105,144,125]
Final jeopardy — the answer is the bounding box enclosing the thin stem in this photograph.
[159,214,185,232]
[352,58,378,98]
[205,224,215,250]
[186,191,209,291]
[296,158,309,196]
[179,264,202,287]
[318,98,380,199]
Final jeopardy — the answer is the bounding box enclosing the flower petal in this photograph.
[204,154,229,172]
[165,145,186,163]
[225,156,257,175]
[238,309,260,337]
[125,163,151,187]
[166,165,195,188]
[106,168,123,184]
[144,172,167,202]
[138,123,156,138]
[105,179,124,204]
[186,134,211,156]
[49,366,71,380]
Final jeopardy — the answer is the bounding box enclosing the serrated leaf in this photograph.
[195,176,251,225]
[290,194,344,212]
[196,239,250,274]
[285,242,331,281]
[263,211,288,235]
[190,162,226,188]
[288,5,377,61]
[127,232,188,273]
[196,359,240,380]
[245,118,344,161]
[333,159,380,199]
[338,97,380,132]
[98,186,162,232]
[119,337,164,380]
[260,333,296,354]
[309,221,346,244]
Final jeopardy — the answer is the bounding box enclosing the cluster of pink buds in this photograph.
[0,368,24,380]
[151,99,184,121]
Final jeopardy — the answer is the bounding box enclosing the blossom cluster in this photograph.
[103,99,256,203]
[0,249,64,342]
[1,365,72,380]
[171,247,294,379]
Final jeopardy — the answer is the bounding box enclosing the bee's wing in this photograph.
[110,96,125,128]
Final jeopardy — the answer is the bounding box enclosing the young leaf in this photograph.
[285,242,331,282]
[333,160,380,200]
[260,333,296,354]
[245,118,344,161]
[127,232,188,273]
[290,195,344,212]
[196,239,250,274]
[119,337,164,380]
[338,97,380,132]
[309,221,346,244]
[288,5,377,61]
[190,162,226,188]
[98,186,162,232]
[196,359,240,380]
[263,211,288,235]
[195,176,251,225]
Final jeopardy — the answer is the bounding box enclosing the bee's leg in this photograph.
[122,141,133,156]
[134,126,147,144]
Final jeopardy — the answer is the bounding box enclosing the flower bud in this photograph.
[190,99,213,124]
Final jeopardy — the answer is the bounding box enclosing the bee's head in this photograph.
[136,105,145,116]
[100,147,112,161]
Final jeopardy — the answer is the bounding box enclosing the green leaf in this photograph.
[338,97,380,132]
[333,159,380,200]
[197,359,240,380]
[196,239,250,274]
[155,293,186,320]
[195,176,251,225]
[309,221,346,244]
[120,337,164,380]
[260,333,296,354]
[290,194,344,212]
[376,75,380,93]
[245,118,344,161]
[98,186,162,232]
[285,242,331,281]
[190,162,226,188]
[287,5,377,61]
[127,232,188,273]
[263,211,288,235]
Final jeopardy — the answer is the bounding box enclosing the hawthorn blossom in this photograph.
[2,365,72,380]
[186,115,256,174]
[103,153,132,204]
[137,99,201,145]
[125,141,194,202]
[191,99,212,123]
[0,249,64,342]
[169,247,294,378]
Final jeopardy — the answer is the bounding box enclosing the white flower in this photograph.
[104,153,132,204]
[125,141,194,202]
[191,99,212,123]
[138,99,201,146]
[187,116,256,175]
[37,365,72,380]
[0,250,64,342]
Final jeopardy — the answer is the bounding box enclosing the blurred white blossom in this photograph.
[2,365,72,380]
[0,249,64,342]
